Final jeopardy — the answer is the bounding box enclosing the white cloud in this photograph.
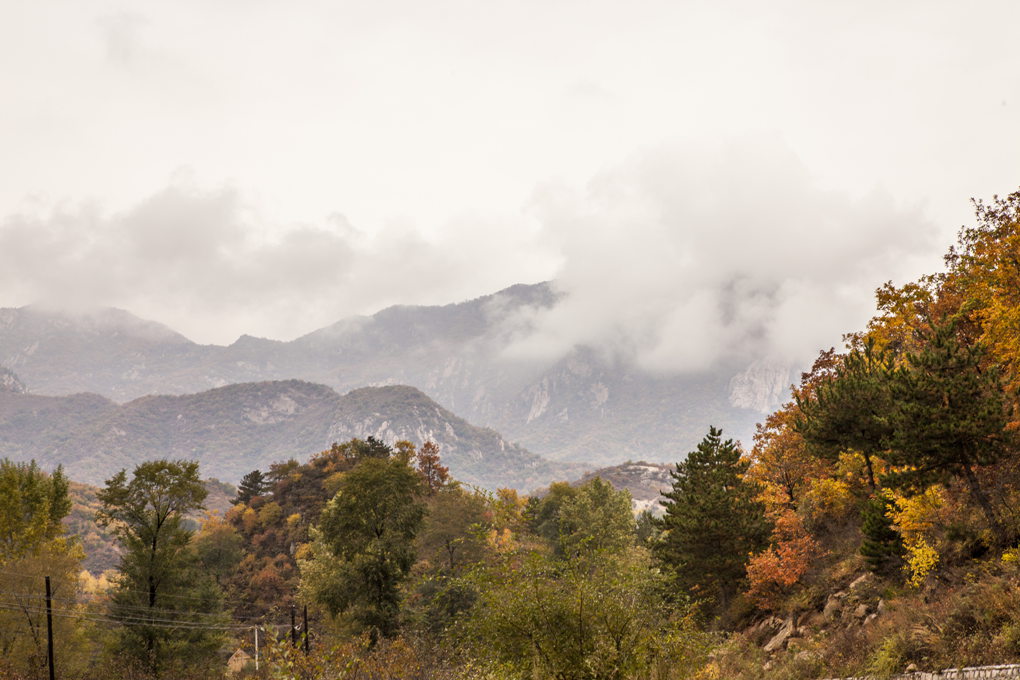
[502,136,942,371]
[0,177,555,344]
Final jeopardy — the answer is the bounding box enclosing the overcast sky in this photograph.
[2,0,1018,370]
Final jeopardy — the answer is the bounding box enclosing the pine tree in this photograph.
[796,340,894,489]
[887,322,1014,545]
[233,468,267,505]
[859,494,904,576]
[654,427,769,618]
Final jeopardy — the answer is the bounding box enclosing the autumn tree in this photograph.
[97,460,226,677]
[745,510,819,610]
[654,427,769,619]
[415,441,450,495]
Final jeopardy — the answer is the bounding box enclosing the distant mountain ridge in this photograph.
[0,283,794,468]
[0,380,579,490]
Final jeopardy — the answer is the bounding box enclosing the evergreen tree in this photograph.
[233,468,267,505]
[654,427,769,618]
[887,322,1014,545]
[859,494,904,576]
[796,340,894,489]
[97,460,226,677]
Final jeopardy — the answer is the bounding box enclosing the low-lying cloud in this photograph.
[0,177,554,344]
[501,136,942,371]
[0,137,944,373]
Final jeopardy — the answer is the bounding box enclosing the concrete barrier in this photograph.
[829,664,1020,680]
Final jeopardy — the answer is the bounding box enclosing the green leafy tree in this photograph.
[193,514,243,587]
[97,460,226,677]
[0,461,85,679]
[887,322,1015,545]
[300,451,426,640]
[525,481,580,545]
[557,477,636,557]
[654,427,769,619]
[407,486,491,637]
[0,460,70,558]
[462,548,714,680]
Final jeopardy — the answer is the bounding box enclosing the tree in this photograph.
[556,477,635,557]
[0,461,84,679]
[796,340,894,490]
[887,322,1014,545]
[233,469,267,505]
[462,548,714,680]
[193,514,243,588]
[525,482,580,544]
[859,494,904,576]
[0,460,70,558]
[97,460,226,677]
[745,510,819,609]
[654,427,769,618]
[300,451,426,640]
[415,441,450,495]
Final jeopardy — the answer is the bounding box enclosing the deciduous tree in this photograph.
[97,460,225,677]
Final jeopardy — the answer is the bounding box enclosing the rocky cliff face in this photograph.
[728,359,797,414]
[0,366,25,393]
[573,460,675,515]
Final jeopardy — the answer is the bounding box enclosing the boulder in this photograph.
[764,617,796,653]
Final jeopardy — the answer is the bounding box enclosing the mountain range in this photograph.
[0,377,576,490]
[0,282,794,485]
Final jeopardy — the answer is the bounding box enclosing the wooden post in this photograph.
[45,576,55,680]
[302,605,309,653]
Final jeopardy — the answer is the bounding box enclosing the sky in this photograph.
[1,0,1018,371]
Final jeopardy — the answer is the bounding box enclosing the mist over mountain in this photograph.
[0,380,575,490]
[0,283,795,468]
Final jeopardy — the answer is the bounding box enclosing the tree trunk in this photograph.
[962,464,1009,546]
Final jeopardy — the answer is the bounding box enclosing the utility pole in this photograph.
[45,576,55,680]
[254,626,259,671]
[302,605,309,654]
